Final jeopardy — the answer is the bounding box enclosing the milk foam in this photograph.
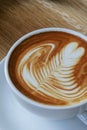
[17,42,87,102]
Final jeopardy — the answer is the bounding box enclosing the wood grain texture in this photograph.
[0,0,87,60]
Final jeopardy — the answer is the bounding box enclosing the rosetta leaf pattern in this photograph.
[33,42,86,99]
[21,42,86,100]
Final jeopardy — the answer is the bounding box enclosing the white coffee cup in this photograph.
[4,28,87,120]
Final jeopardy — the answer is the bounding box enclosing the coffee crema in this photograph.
[8,32,87,106]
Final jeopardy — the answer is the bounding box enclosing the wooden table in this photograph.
[0,0,87,60]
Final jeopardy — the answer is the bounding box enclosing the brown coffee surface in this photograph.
[8,31,87,106]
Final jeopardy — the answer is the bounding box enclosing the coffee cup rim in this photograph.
[5,27,87,110]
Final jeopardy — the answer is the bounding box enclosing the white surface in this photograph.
[0,59,87,130]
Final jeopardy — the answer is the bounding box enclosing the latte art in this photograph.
[18,42,86,100]
[8,32,87,106]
